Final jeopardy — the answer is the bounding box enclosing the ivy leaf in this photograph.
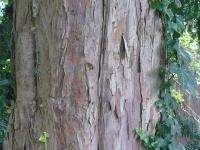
[160,82,171,90]
[0,80,10,86]
[175,0,182,8]
[166,38,176,49]
[150,0,163,11]
[163,0,170,8]
[159,66,166,79]
[135,128,149,145]
[176,15,184,32]
[171,119,182,136]
[168,21,178,33]
[155,138,167,148]
[168,142,186,150]
[165,8,174,20]
[169,63,197,99]
[173,42,191,64]
[161,90,171,101]
[158,91,177,113]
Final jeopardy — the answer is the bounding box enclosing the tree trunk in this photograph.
[4,0,163,149]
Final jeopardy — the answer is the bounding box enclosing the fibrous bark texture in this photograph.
[4,0,163,150]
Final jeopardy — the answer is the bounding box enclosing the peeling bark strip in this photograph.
[4,0,162,150]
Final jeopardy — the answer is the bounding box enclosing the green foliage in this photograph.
[0,79,10,86]
[171,89,184,103]
[0,0,13,100]
[136,0,200,150]
[0,96,9,143]
[179,31,200,84]
[178,116,200,150]
[39,132,49,150]
[181,0,200,42]
[0,0,13,144]
[135,128,155,149]
[169,63,196,98]
[39,132,49,143]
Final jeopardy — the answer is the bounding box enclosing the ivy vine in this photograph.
[135,0,199,149]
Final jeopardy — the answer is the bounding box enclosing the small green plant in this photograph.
[39,132,49,150]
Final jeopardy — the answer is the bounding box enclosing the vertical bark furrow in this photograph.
[98,0,110,149]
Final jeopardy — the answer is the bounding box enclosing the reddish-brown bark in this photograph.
[4,0,163,149]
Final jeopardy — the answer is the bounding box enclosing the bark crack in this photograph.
[31,0,39,116]
[139,56,143,129]
[98,0,109,149]
[97,0,108,89]
[151,19,156,66]
[137,1,143,129]
[85,65,91,104]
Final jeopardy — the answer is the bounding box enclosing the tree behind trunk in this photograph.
[4,0,163,149]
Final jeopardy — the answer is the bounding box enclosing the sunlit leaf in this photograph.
[39,132,49,143]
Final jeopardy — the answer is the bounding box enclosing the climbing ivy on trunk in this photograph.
[136,0,199,149]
